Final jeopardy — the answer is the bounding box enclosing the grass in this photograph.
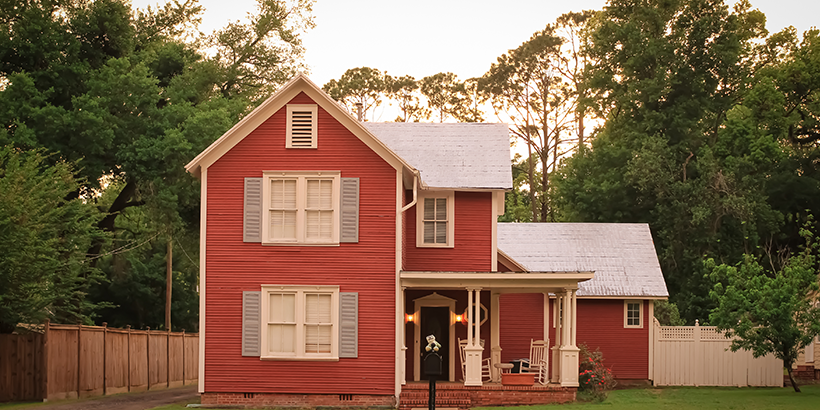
[4,386,819,410]
[478,385,820,410]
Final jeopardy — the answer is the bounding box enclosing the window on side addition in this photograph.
[416,191,454,248]
[624,300,643,328]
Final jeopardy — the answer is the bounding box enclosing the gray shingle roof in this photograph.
[497,223,669,298]
[364,123,513,189]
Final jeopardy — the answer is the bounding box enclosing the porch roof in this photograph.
[400,270,593,291]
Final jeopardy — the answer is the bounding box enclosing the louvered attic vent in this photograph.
[287,104,318,148]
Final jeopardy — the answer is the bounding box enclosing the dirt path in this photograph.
[36,386,198,410]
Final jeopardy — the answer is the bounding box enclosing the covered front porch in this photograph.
[399,271,593,390]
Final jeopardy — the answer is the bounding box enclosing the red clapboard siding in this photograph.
[404,192,493,272]
[548,299,649,380]
[499,294,545,363]
[204,92,397,394]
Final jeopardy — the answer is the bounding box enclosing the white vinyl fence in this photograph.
[653,319,783,387]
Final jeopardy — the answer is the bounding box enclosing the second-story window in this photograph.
[263,171,340,244]
[416,191,454,248]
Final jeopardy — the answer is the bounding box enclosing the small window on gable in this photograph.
[624,300,643,328]
[287,104,317,148]
[416,191,454,248]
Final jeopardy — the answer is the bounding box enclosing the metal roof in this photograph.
[497,223,669,298]
[364,123,513,190]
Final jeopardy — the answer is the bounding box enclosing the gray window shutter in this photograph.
[242,291,261,357]
[244,178,262,242]
[339,178,359,243]
[339,292,358,358]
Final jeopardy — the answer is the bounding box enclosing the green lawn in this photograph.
[4,386,819,410]
[478,385,820,410]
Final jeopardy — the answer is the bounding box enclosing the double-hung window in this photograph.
[263,171,340,244]
[260,285,339,360]
[416,191,454,247]
[624,300,643,328]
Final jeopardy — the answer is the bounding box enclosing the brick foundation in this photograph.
[399,382,576,410]
[200,392,396,408]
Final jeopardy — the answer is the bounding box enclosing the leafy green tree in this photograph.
[553,0,775,321]
[206,0,314,101]
[707,219,820,392]
[0,0,313,330]
[419,72,464,122]
[653,300,685,326]
[323,67,387,120]
[482,15,589,222]
[498,154,534,222]
[0,148,106,333]
[384,74,429,122]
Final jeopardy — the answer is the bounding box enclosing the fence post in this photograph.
[76,323,82,398]
[126,325,131,392]
[181,329,186,386]
[42,320,49,402]
[102,323,107,396]
[694,320,701,387]
[146,327,151,391]
[167,329,170,388]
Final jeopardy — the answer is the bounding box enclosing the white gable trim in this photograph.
[185,74,416,177]
[497,249,528,272]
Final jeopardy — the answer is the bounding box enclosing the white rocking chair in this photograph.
[458,338,491,382]
[521,339,549,385]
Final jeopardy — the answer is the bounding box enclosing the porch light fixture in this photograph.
[405,313,414,323]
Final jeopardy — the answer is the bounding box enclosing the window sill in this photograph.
[624,325,644,329]
[416,243,454,249]
[260,356,339,361]
[262,242,340,247]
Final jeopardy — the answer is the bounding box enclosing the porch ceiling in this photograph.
[400,271,594,291]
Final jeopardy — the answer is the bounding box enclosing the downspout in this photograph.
[400,172,419,213]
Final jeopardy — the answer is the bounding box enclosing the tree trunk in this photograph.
[786,367,801,392]
[527,140,537,222]
[88,180,144,266]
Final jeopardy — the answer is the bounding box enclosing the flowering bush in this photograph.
[578,344,616,402]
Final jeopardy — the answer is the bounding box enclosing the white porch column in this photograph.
[559,288,579,387]
[551,294,561,383]
[400,286,407,385]
[491,292,502,382]
[464,287,484,386]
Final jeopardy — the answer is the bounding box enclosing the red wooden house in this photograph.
[185,74,668,408]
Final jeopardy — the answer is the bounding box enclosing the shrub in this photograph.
[578,344,616,402]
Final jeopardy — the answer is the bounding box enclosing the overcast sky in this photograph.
[131,0,818,88]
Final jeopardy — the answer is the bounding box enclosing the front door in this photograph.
[420,306,449,380]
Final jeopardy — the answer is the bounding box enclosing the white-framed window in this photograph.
[624,300,643,328]
[416,191,454,248]
[262,171,340,245]
[260,285,339,360]
[286,104,317,148]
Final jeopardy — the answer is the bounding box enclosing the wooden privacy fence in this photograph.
[653,319,782,387]
[0,322,198,402]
